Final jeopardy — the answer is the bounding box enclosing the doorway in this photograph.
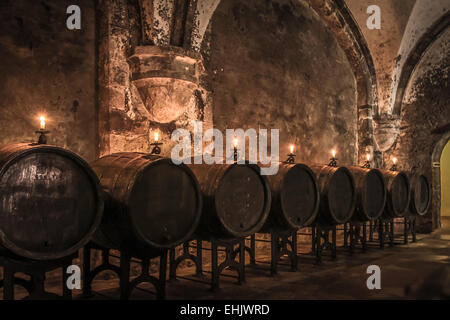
[441,140,450,227]
[432,132,450,229]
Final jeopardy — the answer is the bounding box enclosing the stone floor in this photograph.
[3,222,450,300]
[85,224,450,300]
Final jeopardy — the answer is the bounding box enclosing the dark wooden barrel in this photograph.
[348,166,387,221]
[309,165,356,225]
[261,163,320,232]
[90,153,202,258]
[0,143,103,260]
[379,170,411,218]
[409,174,431,216]
[187,163,271,240]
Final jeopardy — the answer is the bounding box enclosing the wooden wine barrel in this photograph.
[379,170,411,218]
[409,174,431,216]
[309,165,356,225]
[187,163,271,240]
[0,143,103,260]
[348,166,387,221]
[90,153,202,258]
[261,163,320,232]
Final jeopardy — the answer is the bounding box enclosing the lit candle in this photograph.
[331,149,336,158]
[289,145,294,154]
[366,153,371,161]
[233,137,238,148]
[393,157,398,165]
[40,116,46,130]
[154,131,159,142]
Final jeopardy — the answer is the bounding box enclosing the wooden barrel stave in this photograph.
[379,170,411,218]
[261,163,320,232]
[409,173,431,216]
[187,163,271,240]
[309,165,356,225]
[0,143,103,260]
[90,153,202,258]
[348,166,387,221]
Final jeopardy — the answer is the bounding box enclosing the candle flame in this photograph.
[233,137,238,148]
[40,116,45,130]
[331,149,336,158]
[289,145,294,154]
[154,131,159,142]
[393,157,398,165]
[366,153,371,161]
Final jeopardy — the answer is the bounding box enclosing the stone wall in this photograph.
[97,0,213,158]
[384,26,450,232]
[201,0,358,165]
[0,0,97,161]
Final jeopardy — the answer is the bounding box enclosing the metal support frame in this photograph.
[0,253,76,300]
[82,242,167,300]
[366,219,394,249]
[311,225,337,264]
[246,231,297,275]
[169,240,203,279]
[393,216,417,244]
[343,222,367,254]
[169,238,245,291]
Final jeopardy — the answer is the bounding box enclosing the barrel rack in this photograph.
[82,242,168,300]
[0,252,77,300]
[169,238,246,291]
[246,231,298,275]
[342,222,368,254]
[393,216,417,244]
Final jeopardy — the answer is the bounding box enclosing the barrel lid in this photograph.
[129,158,202,249]
[389,171,410,217]
[325,166,356,224]
[214,164,271,238]
[410,174,431,216]
[280,163,319,228]
[361,169,387,220]
[0,143,103,260]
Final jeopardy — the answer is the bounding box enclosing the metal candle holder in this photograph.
[233,146,238,163]
[390,164,397,171]
[150,142,163,155]
[286,152,296,164]
[362,160,371,168]
[328,156,338,167]
[35,129,50,145]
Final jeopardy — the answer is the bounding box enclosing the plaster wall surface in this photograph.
[384,26,450,231]
[0,0,97,161]
[202,0,358,165]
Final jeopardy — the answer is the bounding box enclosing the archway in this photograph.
[440,139,450,227]
[432,132,450,229]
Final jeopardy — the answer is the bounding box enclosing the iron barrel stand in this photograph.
[247,231,297,275]
[169,238,245,291]
[311,224,337,264]
[82,242,168,300]
[0,252,76,300]
[393,216,417,245]
[343,221,367,254]
[366,218,394,249]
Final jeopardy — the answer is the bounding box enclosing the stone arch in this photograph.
[192,0,378,163]
[392,12,450,116]
[431,132,450,229]
[193,0,377,109]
